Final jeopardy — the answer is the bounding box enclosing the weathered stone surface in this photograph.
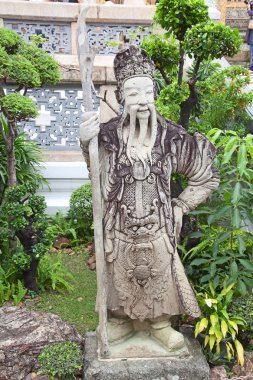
[210,366,228,380]
[0,306,83,380]
[83,331,211,380]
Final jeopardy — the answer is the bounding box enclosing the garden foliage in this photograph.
[38,341,83,380]
[195,282,245,366]
[0,27,61,294]
[142,0,253,367]
[68,183,93,242]
[142,0,242,129]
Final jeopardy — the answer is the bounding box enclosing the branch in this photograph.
[191,58,202,84]
[0,183,7,206]
[0,83,5,98]
[91,82,120,116]
[158,65,172,85]
[15,85,24,92]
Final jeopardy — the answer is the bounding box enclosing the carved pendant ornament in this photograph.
[82,46,220,328]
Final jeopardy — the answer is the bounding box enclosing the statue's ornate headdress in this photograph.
[114,45,155,104]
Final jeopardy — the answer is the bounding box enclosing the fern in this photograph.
[12,280,27,306]
[37,254,74,293]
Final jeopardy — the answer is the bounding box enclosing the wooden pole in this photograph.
[77,0,109,358]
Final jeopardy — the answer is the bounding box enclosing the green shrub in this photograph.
[195,282,246,366]
[68,183,93,242]
[37,254,74,293]
[229,294,253,339]
[12,248,31,271]
[38,341,83,380]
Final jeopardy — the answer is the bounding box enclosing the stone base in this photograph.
[84,328,211,380]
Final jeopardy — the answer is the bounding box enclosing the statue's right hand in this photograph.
[80,111,100,144]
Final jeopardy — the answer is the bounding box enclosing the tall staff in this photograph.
[77,0,109,358]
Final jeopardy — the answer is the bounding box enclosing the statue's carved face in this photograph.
[120,76,157,166]
[123,76,154,119]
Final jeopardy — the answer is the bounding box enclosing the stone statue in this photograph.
[80,45,219,357]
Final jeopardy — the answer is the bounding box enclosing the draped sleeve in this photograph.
[169,131,220,213]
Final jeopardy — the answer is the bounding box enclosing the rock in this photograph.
[211,366,228,380]
[86,242,95,254]
[89,262,96,271]
[232,351,253,378]
[87,255,96,270]
[54,235,71,248]
[0,306,83,380]
[87,255,96,265]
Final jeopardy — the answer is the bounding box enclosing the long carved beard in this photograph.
[122,104,157,166]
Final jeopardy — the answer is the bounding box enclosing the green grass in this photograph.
[28,247,98,336]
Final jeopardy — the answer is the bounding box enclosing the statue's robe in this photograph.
[94,113,219,322]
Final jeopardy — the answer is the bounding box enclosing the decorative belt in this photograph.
[116,165,162,178]
[114,227,167,244]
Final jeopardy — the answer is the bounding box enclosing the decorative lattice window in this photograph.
[4,20,72,54]
[6,85,99,148]
[87,23,151,55]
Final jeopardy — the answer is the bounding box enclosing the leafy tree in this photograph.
[0,27,60,291]
[190,66,253,135]
[0,28,60,187]
[141,0,242,129]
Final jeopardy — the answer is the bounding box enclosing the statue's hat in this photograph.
[114,45,155,104]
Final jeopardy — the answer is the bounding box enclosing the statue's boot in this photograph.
[107,317,134,344]
[150,320,185,351]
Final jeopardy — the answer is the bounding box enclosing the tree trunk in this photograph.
[178,41,184,87]
[179,59,202,130]
[6,125,17,187]
[23,258,39,293]
[179,81,198,130]
[5,128,18,252]
[17,228,40,293]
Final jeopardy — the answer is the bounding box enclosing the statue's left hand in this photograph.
[173,205,184,243]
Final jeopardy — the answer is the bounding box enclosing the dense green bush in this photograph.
[38,341,83,380]
[68,183,93,242]
[181,129,253,294]
[229,294,253,339]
